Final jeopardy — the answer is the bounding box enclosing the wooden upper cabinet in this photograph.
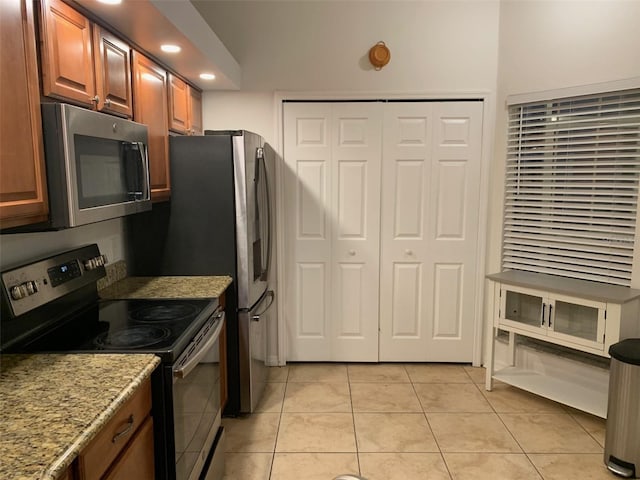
[168,73,202,135]
[168,74,189,134]
[93,25,132,117]
[39,0,95,107]
[39,0,132,117]
[132,52,170,202]
[0,0,49,229]
[188,87,203,136]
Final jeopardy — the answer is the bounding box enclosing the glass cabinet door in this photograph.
[549,296,606,349]
[501,288,544,332]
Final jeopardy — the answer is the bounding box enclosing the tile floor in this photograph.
[222,363,613,480]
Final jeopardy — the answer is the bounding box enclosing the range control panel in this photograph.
[1,245,107,318]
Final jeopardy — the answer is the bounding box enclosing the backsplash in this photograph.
[97,260,127,291]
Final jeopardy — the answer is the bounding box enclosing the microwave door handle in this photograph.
[136,142,150,201]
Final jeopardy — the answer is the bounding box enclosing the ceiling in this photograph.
[73,0,241,91]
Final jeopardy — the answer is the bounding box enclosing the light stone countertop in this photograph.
[99,276,232,300]
[0,354,160,480]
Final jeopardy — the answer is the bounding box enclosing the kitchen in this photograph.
[1,0,640,479]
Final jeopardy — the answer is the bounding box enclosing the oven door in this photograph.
[172,310,225,480]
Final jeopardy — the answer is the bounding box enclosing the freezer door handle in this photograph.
[251,290,275,321]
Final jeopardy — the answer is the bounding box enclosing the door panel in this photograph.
[379,101,483,361]
[284,102,381,361]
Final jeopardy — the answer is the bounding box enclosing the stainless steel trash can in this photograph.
[604,338,640,478]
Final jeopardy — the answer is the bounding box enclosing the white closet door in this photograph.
[283,102,382,361]
[379,101,483,362]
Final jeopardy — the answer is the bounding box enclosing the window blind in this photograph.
[503,88,640,286]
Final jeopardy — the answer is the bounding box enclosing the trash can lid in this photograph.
[609,338,640,365]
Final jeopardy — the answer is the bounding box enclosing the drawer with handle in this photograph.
[77,378,152,480]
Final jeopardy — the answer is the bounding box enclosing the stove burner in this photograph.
[94,326,172,349]
[130,304,199,323]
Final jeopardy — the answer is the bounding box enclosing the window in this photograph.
[503,87,640,286]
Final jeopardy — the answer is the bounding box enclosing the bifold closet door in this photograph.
[379,101,483,362]
[283,102,382,361]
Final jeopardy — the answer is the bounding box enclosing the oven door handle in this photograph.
[173,311,225,380]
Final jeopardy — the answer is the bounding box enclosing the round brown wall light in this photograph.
[369,41,390,70]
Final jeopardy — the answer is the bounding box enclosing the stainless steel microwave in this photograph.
[40,103,151,229]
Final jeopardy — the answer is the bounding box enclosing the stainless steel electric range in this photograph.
[0,244,225,480]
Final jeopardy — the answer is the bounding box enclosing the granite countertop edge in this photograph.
[0,354,160,480]
[99,275,233,300]
[42,355,160,480]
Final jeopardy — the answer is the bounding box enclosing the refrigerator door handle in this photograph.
[251,290,275,321]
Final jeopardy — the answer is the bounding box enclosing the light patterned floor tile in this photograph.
[287,363,348,383]
[443,453,542,479]
[351,383,422,412]
[359,453,451,480]
[427,413,521,453]
[255,383,286,413]
[267,366,289,383]
[270,453,359,480]
[276,413,356,452]
[566,408,606,447]
[222,453,273,480]
[481,383,567,414]
[463,366,487,384]
[283,382,351,412]
[405,364,472,383]
[499,413,602,453]
[223,413,280,452]
[354,413,439,452]
[528,453,613,480]
[414,383,493,413]
[348,363,410,383]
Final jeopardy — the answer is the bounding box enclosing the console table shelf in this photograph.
[486,271,640,418]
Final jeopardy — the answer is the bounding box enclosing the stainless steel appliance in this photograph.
[37,103,151,229]
[127,130,275,414]
[0,244,225,480]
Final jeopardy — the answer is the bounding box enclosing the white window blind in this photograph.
[503,88,640,286]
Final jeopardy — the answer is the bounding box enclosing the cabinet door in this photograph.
[168,73,189,134]
[499,285,546,335]
[103,417,155,480]
[548,294,606,351]
[0,0,49,228]
[132,51,170,202]
[188,87,203,135]
[93,25,132,117]
[39,0,95,107]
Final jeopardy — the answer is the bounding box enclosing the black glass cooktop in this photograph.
[22,299,217,362]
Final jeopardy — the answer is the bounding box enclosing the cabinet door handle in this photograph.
[548,305,553,327]
[90,94,100,104]
[104,98,112,107]
[112,415,134,443]
[541,303,546,326]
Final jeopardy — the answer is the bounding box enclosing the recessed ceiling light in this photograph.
[97,0,122,4]
[161,44,181,53]
[200,73,216,80]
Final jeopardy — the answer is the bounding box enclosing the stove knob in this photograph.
[10,285,24,300]
[84,259,97,270]
[25,281,38,295]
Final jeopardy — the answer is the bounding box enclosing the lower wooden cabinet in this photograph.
[103,417,155,480]
[76,378,154,480]
[132,51,171,202]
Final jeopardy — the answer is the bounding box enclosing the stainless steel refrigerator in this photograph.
[127,130,275,415]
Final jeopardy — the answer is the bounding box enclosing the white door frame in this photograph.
[273,91,496,367]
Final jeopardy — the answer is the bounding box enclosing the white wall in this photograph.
[0,218,126,269]
[200,0,501,137]
[484,0,640,367]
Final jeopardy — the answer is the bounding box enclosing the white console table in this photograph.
[485,271,640,418]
